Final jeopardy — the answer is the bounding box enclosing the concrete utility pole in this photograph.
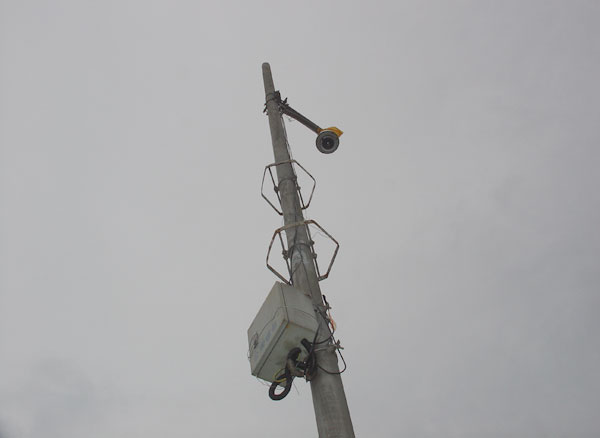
[262,63,355,438]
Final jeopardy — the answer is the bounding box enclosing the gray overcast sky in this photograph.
[1,1,599,437]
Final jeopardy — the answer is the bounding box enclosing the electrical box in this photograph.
[248,282,318,383]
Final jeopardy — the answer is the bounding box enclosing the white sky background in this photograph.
[1,1,599,437]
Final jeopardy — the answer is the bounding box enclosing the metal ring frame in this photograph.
[266,219,339,284]
[261,160,316,216]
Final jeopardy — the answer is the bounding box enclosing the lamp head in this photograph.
[316,127,343,154]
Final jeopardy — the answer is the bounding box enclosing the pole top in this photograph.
[262,63,275,95]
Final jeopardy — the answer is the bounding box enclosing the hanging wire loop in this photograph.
[260,160,317,215]
[266,219,340,283]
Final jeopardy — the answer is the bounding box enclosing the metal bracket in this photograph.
[266,219,340,284]
[264,92,324,135]
[261,160,316,215]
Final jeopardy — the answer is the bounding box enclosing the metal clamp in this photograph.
[261,160,316,215]
[266,219,340,284]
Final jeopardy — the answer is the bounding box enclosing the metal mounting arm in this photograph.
[266,90,332,134]
[280,99,322,134]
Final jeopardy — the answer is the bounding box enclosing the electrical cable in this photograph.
[269,369,292,400]
[317,347,348,375]
[311,296,348,375]
[268,347,302,401]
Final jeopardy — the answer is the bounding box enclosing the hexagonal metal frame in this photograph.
[266,219,339,284]
[261,160,316,216]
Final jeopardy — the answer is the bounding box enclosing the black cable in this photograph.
[312,299,349,375]
[268,347,301,401]
[268,369,292,401]
[312,306,336,345]
[317,347,347,375]
[300,338,317,381]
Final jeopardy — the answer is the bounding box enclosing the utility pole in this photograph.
[262,63,355,437]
